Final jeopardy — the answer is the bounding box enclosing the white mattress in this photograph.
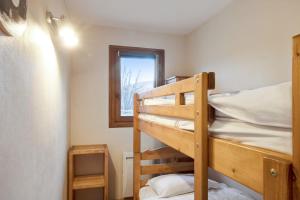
[138,114,292,154]
[140,183,254,200]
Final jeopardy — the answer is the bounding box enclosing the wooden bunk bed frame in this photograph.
[133,35,300,200]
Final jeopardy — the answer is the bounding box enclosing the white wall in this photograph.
[70,25,187,199]
[0,0,70,200]
[187,0,300,92]
[186,0,300,199]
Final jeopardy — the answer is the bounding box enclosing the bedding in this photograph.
[140,181,254,200]
[148,174,194,197]
[147,174,220,198]
[209,82,291,128]
[143,82,291,128]
[138,114,292,154]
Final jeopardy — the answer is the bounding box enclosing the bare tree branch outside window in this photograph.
[120,58,155,116]
[120,66,144,116]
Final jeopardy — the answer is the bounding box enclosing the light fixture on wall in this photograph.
[46,11,79,48]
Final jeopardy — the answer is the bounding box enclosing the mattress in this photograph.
[138,114,292,154]
[140,183,255,200]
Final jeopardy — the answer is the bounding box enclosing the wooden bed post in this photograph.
[263,157,292,200]
[194,73,209,200]
[293,34,300,200]
[133,93,141,200]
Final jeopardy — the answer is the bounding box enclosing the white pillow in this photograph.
[147,174,220,198]
[209,82,291,128]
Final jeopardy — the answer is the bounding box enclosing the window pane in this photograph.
[120,56,155,116]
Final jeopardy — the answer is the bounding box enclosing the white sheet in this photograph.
[138,114,292,154]
[140,183,255,200]
[209,82,291,128]
[143,82,291,128]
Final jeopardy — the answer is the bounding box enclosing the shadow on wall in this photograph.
[109,153,117,200]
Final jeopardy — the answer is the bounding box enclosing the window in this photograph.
[109,46,165,128]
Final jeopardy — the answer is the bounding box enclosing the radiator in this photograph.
[123,152,134,198]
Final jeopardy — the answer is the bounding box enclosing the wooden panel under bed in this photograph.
[133,35,300,200]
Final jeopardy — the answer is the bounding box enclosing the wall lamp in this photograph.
[46,11,79,48]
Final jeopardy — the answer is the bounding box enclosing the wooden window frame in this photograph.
[109,45,165,128]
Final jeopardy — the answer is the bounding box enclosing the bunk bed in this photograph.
[133,35,300,200]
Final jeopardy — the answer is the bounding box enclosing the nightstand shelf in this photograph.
[70,144,107,155]
[68,144,109,200]
[73,175,105,190]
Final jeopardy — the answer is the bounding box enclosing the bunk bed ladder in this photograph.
[263,157,292,199]
[293,34,300,200]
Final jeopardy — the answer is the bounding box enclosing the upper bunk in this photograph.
[136,72,292,156]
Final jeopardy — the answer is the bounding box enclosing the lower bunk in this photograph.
[136,146,269,200]
[134,136,292,200]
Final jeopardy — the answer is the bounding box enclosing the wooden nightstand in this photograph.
[68,144,109,200]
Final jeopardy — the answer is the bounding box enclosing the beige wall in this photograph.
[0,0,70,200]
[187,0,300,92]
[70,26,187,199]
[186,0,300,198]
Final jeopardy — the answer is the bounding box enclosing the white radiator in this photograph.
[123,152,134,198]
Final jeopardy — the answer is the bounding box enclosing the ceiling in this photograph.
[65,0,233,35]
